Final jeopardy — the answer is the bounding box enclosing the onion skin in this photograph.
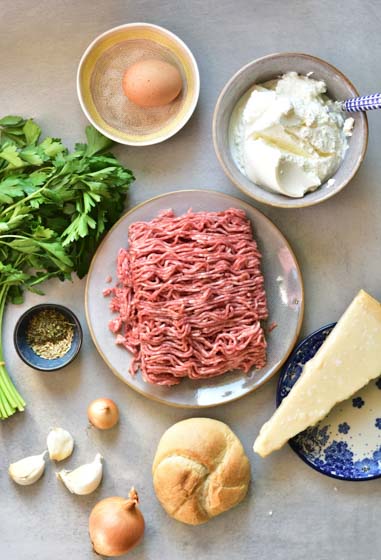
[89,489,144,557]
[87,398,119,430]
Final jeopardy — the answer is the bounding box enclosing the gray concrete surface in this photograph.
[1,1,381,558]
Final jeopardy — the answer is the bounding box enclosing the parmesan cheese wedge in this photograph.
[254,290,381,457]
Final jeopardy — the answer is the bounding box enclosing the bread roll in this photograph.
[152,418,251,525]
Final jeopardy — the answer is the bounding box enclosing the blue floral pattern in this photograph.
[278,323,381,480]
[352,397,365,409]
[277,325,334,404]
[338,422,350,434]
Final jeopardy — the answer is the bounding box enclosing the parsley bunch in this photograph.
[0,116,134,418]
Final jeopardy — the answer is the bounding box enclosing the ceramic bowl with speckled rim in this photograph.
[77,23,200,146]
[213,52,368,208]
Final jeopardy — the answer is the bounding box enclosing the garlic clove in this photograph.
[47,427,74,461]
[9,451,47,486]
[57,453,103,495]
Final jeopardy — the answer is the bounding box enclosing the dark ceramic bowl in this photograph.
[14,303,83,371]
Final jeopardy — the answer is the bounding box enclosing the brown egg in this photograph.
[122,59,182,108]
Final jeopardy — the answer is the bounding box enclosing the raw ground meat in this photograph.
[106,208,268,385]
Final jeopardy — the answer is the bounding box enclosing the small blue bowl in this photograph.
[14,303,83,371]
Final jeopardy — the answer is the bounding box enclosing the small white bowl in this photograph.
[77,23,200,146]
[213,53,368,208]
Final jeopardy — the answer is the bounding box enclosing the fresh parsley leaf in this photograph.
[23,119,41,145]
[0,116,25,127]
[85,125,113,156]
[0,144,24,168]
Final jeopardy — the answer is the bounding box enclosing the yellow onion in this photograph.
[89,488,144,557]
[87,398,119,430]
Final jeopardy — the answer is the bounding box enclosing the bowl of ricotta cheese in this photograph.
[213,53,368,208]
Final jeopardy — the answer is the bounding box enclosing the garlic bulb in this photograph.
[47,427,74,461]
[9,451,47,485]
[57,453,103,495]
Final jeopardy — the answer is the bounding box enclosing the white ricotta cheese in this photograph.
[232,72,354,198]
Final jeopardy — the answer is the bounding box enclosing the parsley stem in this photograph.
[0,284,25,418]
[0,391,8,417]
[0,186,46,216]
[0,173,56,217]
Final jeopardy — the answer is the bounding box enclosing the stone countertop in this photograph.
[1,1,381,559]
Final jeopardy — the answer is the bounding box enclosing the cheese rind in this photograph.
[254,290,381,457]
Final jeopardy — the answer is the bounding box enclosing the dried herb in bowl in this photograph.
[26,309,74,360]
[0,116,134,418]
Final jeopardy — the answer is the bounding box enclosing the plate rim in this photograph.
[277,322,381,482]
[85,189,305,408]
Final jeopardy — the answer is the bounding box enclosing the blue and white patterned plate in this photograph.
[277,324,381,481]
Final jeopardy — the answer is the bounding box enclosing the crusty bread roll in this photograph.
[152,418,251,525]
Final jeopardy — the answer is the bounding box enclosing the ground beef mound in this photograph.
[106,208,268,385]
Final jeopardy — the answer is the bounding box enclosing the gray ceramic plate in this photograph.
[85,190,304,408]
